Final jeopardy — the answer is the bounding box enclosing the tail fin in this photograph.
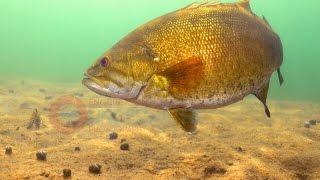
[277,68,284,86]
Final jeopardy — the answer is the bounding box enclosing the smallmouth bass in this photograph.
[83,0,284,132]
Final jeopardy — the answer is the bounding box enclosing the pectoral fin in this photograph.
[277,68,284,86]
[158,56,204,99]
[254,82,271,118]
[168,108,197,133]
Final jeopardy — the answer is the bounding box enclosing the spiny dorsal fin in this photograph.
[254,82,271,118]
[182,0,251,11]
[182,2,198,10]
[262,15,273,28]
[182,1,220,10]
[237,0,251,11]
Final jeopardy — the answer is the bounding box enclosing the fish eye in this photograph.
[100,57,109,67]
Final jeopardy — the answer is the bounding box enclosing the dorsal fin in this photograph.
[237,0,251,11]
[182,1,251,11]
[182,1,220,10]
[262,15,272,27]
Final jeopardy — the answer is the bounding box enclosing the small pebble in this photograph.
[20,102,31,109]
[309,120,317,126]
[5,146,12,155]
[110,112,124,122]
[109,132,118,140]
[120,138,126,143]
[74,93,84,97]
[40,171,50,177]
[89,164,101,174]
[36,150,47,161]
[304,121,311,128]
[236,147,244,153]
[120,143,130,151]
[39,88,46,93]
[203,166,227,176]
[226,161,234,166]
[134,119,145,126]
[45,96,53,100]
[63,169,72,178]
[74,147,80,151]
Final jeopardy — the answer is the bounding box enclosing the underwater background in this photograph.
[1,1,320,179]
[0,0,319,102]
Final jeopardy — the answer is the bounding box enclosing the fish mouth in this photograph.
[82,73,144,100]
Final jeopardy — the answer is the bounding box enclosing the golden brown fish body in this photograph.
[83,0,284,132]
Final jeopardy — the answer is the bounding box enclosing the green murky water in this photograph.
[0,0,319,102]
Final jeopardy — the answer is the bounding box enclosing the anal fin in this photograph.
[168,108,197,133]
[277,68,284,86]
[254,82,271,118]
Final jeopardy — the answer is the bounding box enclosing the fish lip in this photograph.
[82,77,108,96]
[82,76,143,100]
[82,77,117,98]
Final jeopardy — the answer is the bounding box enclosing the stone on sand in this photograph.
[109,132,118,140]
[5,146,12,155]
[36,150,47,161]
[120,143,130,151]
[89,164,101,174]
[63,169,72,178]
[309,120,317,125]
[304,121,311,128]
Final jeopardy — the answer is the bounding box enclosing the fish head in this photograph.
[83,44,158,100]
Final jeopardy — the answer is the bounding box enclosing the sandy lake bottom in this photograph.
[0,80,319,179]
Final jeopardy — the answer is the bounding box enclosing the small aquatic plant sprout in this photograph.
[27,109,42,130]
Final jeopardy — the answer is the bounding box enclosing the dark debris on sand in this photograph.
[39,88,46,93]
[203,165,227,177]
[304,121,311,128]
[89,164,101,174]
[109,132,118,140]
[236,146,245,153]
[74,147,81,152]
[63,169,72,178]
[120,143,130,151]
[36,150,47,161]
[309,120,317,126]
[5,146,12,155]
